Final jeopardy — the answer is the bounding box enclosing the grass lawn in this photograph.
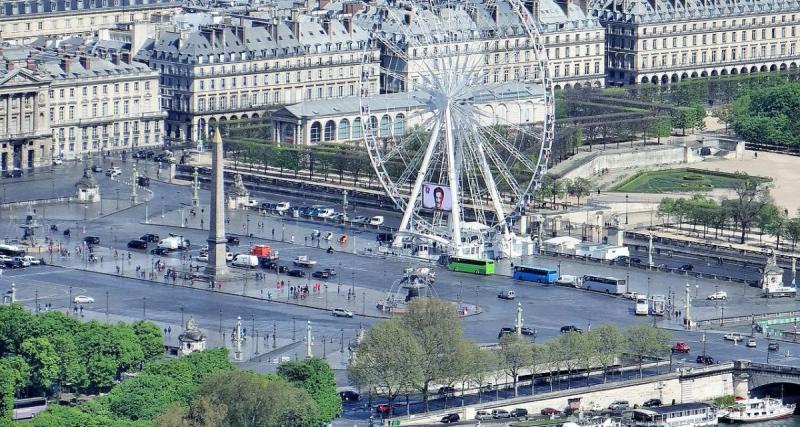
[612,168,770,193]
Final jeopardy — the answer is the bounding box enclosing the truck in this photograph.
[232,254,259,268]
[648,294,666,316]
[293,255,317,268]
[157,235,190,250]
[250,244,279,261]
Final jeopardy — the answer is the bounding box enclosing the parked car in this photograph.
[317,208,336,218]
[498,327,515,338]
[22,256,41,265]
[332,308,354,318]
[497,289,516,300]
[375,404,390,414]
[622,291,639,300]
[475,410,493,420]
[3,169,22,178]
[440,413,460,423]
[140,234,159,242]
[492,409,510,419]
[520,327,536,336]
[84,236,100,245]
[608,400,630,412]
[312,270,331,279]
[696,355,715,365]
[679,263,694,271]
[437,386,455,397]
[52,158,63,165]
[127,239,148,250]
[707,290,727,300]
[137,176,151,187]
[643,399,662,408]
[323,268,337,276]
[369,215,385,226]
[73,295,95,304]
[352,215,368,224]
[613,255,630,264]
[287,269,306,278]
[275,202,291,213]
[672,341,691,353]
[339,390,359,402]
[510,408,529,418]
[541,408,561,416]
[629,257,642,264]
[560,325,582,334]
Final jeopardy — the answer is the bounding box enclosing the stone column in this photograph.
[204,128,229,279]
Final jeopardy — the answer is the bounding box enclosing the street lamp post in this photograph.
[625,194,629,225]
[180,305,184,327]
[142,297,147,319]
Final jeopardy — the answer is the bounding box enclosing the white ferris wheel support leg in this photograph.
[444,104,463,256]
[392,117,443,248]
[474,129,510,239]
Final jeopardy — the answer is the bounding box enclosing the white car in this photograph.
[317,208,336,218]
[622,291,639,300]
[245,199,259,208]
[22,256,41,265]
[352,215,368,224]
[275,202,291,213]
[73,295,95,304]
[707,290,727,300]
[332,308,354,318]
[195,253,209,262]
[369,216,385,226]
[226,252,234,262]
[52,158,63,165]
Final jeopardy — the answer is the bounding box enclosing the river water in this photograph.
[742,418,800,427]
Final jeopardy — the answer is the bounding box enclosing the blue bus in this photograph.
[513,265,558,284]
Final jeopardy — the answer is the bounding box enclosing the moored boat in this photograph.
[721,397,795,423]
[628,402,717,427]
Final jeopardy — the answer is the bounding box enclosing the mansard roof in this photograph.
[590,0,800,24]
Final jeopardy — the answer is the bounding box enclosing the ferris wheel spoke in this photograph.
[478,124,538,174]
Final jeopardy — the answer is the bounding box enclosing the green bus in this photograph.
[447,257,496,275]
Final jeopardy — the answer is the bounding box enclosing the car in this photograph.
[643,399,662,408]
[440,413,460,423]
[275,202,291,213]
[696,355,715,365]
[437,386,455,397]
[195,253,209,262]
[656,263,668,270]
[312,270,331,279]
[127,239,148,250]
[622,291,639,300]
[492,409,510,419]
[510,408,529,418]
[608,400,630,412]
[317,208,336,218]
[137,176,151,187]
[768,341,780,351]
[672,341,690,353]
[105,167,121,177]
[375,404,390,414]
[555,275,578,287]
[352,215,369,224]
[225,252,234,262]
[707,290,727,300]
[560,325,582,334]
[376,233,394,243]
[244,199,259,208]
[151,247,170,256]
[497,289,515,300]
[52,158,63,165]
[140,234,160,242]
[287,269,306,278]
[84,236,100,245]
[587,402,603,412]
[679,263,694,271]
[91,165,103,173]
[323,268,337,276]
[629,257,642,264]
[73,295,95,304]
[746,338,757,348]
[520,327,536,336]
[339,390,359,402]
[613,255,630,264]
[498,327,515,338]
[22,256,41,265]
[12,257,30,268]
[369,216,385,226]
[541,408,561,416]
[475,410,493,420]
[226,236,240,246]
[332,308,354,318]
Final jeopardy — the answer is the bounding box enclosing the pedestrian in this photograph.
[272,228,275,239]
[291,235,295,244]
[167,326,171,334]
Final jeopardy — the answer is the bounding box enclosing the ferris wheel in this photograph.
[359,0,555,258]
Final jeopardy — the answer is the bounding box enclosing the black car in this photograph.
[151,247,170,256]
[376,233,394,243]
[127,239,148,250]
[260,202,275,210]
[498,327,515,338]
[339,390,359,402]
[510,408,529,418]
[643,399,662,407]
[437,386,455,397]
[287,269,306,278]
[560,325,582,334]
[84,236,100,245]
[91,165,103,173]
[630,257,642,264]
[323,268,337,276]
[613,255,630,264]
[696,355,715,365]
[440,413,460,424]
[137,176,151,187]
[520,327,536,336]
[312,270,331,279]
[679,263,694,271]
[768,341,780,351]
[226,236,240,245]
[140,233,159,242]
[3,169,22,178]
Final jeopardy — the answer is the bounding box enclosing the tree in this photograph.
[20,337,60,392]
[671,105,704,135]
[131,321,164,362]
[567,177,592,206]
[398,298,468,411]
[625,325,672,377]
[198,370,317,427]
[105,374,184,421]
[786,218,800,250]
[452,341,482,407]
[157,396,228,427]
[0,356,31,420]
[555,332,583,388]
[591,325,625,382]
[0,304,33,356]
[539,174,566,207]
[528,344,544,394]
[278,358,340,424]
[757,202,787,248]
[348,319,422,416]
[49,334,88,393]
[724,174,770,243]
[469,349,498,404]
[498,334,531,397]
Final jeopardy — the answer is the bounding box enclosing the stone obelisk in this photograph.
[205,128,228,279]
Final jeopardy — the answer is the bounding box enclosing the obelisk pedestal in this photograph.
[205,129,229,280]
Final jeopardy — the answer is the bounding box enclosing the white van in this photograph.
[232,254,259,268]
[369,215,384,226]
[275,202,291,213]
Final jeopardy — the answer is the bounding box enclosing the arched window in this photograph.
[338,119,350,140]
[352,117,363,138]
[379,115,391,136]
[393,114,405,136]
[369,116,378,133]
[323,120,335,141]
[310,122,321,143]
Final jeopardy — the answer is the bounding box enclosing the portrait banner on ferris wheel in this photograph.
[422,183,452,211]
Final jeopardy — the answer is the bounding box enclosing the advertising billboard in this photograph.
[422,183,452,210]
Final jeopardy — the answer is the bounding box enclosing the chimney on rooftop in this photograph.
[60,56,70,73]
[79,54,90,70]
[26,57,37,71]
[111,51,121,65]
[6,61,14,71]
[343,16,353,35]
[121,51,131,64]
